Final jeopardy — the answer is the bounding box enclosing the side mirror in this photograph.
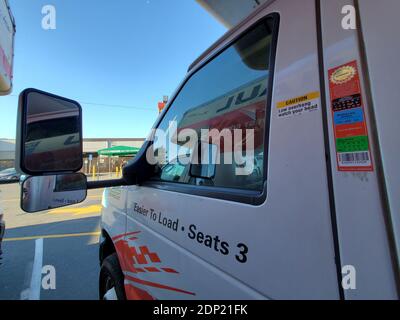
[189,142,217,179]
[21,173,87,213]
[16,88,83,175]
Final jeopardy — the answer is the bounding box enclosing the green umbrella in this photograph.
[97,145,140,157]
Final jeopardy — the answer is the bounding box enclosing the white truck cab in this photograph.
[16,0,400,300]
[0,0,15,96]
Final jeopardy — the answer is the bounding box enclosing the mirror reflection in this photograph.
[24,91,82,172]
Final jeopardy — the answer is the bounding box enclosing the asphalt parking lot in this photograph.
[0,182,104,300]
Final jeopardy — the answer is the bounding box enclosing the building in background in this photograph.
[0,138,145,174]
[82,138,145,175]
[0,139,15,170]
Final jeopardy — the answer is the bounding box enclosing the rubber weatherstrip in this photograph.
[315,0,345,300]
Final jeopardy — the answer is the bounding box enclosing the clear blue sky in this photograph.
[0,0,226,138]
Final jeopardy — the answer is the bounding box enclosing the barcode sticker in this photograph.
[338,152,371,167]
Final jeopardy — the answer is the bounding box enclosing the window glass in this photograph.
[151,19,274,191]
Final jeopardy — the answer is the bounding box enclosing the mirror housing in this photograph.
[16,88,83,175]
[13,89,155,193]
[21,173,87,213]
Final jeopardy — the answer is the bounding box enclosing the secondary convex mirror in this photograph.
[21,173,87,213]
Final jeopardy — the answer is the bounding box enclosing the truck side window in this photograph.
[151,19,274,191]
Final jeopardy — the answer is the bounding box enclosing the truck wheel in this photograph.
[99,253,126,300]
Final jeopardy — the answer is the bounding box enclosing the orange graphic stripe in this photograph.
[112,231,141,242]
[161,268,179,274]
[145,267,161,273]
[125,274,195,296]
[125,284,155,300]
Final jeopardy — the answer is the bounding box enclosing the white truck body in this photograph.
[0,0,15,95]
[96,0,399,300]
[0,0,15,258]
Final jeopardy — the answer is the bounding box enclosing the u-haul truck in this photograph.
[0,0,15,260]
[16,0,400,300]
[0,0,15,95]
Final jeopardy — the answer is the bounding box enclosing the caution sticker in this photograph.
[328,60,373,172]
[277,91,320,119]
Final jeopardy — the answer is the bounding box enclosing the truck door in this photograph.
[318,0,399,299]
[121,0,341,299]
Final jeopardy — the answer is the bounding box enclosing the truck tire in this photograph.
[99,253,126,300]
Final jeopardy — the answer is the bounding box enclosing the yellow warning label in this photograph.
[277,91,320,109]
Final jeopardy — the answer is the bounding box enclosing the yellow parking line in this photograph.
[88,195,103,199]
[1,198,20,203]
[48,204,102,215]
[0,195,102,203]
[3,231,101,242]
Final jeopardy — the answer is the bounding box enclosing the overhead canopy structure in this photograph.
[98,145,140,157]
[196,0,269,28]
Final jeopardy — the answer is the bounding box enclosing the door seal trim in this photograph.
[315,0,345,300]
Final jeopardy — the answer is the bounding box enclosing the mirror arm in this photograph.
[123,140,155,185]
[87,178,127,190]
